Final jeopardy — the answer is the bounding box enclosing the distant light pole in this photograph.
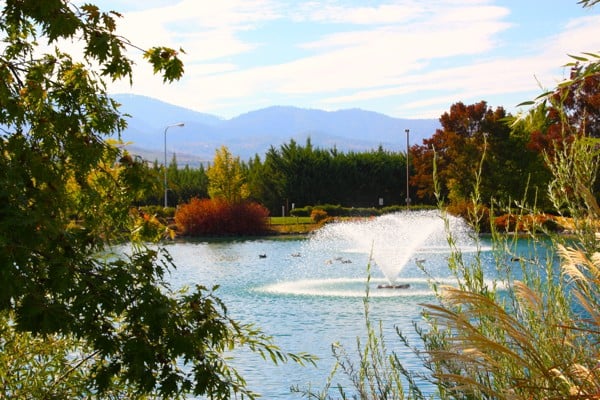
[164,122,185,208]
[405,128,411,210]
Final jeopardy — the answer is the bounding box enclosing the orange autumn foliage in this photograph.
[175,198,270,236]
[493,213,562,233]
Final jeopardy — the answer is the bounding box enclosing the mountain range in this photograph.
[112,94,440,166]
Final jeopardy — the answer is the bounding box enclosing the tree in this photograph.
[251,138,409,212]
[523,55,600,206]
[420,43,600,400]
[411,102,491,204]
[175,163,209,203]
[207,145,249,203]
[526,62,600,153]
[0,1,311,398]
[410,101,538,208]
[246,153,286,213]
[332,147,407,207]
[163,154,209,206]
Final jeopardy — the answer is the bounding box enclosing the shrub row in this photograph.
[493,213,563,233]
[446,201,566,233]
[290,204,436,218]
[175,198,270,236]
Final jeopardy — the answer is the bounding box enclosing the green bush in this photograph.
[140,204,175,219]
[292,204,436,218]
[314,204,344,216]
[290,206,313,217]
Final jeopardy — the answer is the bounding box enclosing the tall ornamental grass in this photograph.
[298,66,600,398]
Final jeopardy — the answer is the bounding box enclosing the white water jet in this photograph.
[309,210,472,284]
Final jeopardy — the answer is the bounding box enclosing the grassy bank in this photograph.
[267,216,319,234]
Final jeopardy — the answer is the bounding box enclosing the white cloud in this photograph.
[109,0,279,61]
[321,56,542,103]
[89,1,600,119]
[544,15,600,59]
[293,2,424,25]
[199,7,509,98]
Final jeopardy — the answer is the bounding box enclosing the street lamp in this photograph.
[405,128,411,210]
[164,122,185,208]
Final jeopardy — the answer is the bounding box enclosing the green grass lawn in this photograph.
[268,216,317,233]
[268,216,313,225]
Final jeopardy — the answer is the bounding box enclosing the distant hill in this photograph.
[112,94,440,166]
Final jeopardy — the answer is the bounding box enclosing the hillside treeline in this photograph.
[139,139,409,214]
[138,95,592,215]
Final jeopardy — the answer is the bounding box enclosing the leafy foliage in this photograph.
[410,101,544,208]
[579,0,600,6]
[161,155,209,206]
[131,155,209,207]
[418,57,600,400]
[0,1,312,397]
[207,145,249,203]
[523,53,600,207]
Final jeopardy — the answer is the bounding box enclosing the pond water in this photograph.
[160,211,537,398]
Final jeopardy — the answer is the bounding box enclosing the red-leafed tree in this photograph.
[410,102,502,204]
[529,62,600,155]
[410,101,544,208]
[528,64,600,156]
[524,54,600,212]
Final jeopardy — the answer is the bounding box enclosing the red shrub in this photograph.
[493,213,560,233]
[494,213,520,231]
[175,198,270,236]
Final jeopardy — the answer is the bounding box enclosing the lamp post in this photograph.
[405,128,411,210]
[164,122,185,208]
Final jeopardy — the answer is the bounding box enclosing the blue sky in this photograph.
[85,1,600,120]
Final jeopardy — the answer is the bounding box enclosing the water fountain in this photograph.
[166,210,488,398]
[308,210,473,284]
[261,210,476,298]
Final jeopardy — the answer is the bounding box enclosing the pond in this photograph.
[161,211,537,398]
